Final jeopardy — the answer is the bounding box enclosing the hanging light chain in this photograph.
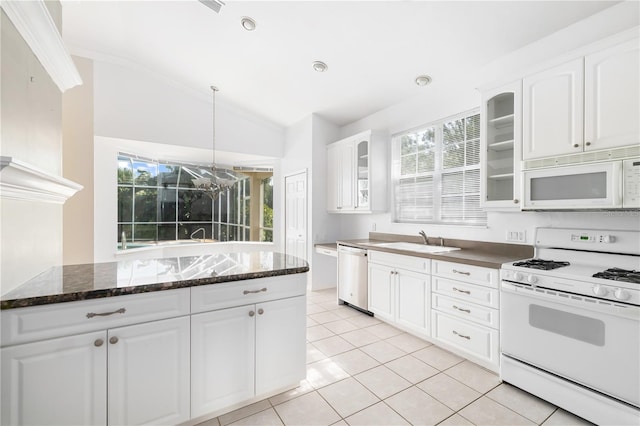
[211,85,219,172]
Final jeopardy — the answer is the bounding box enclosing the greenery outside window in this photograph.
[117,154,273,249]
[392,110,486,225]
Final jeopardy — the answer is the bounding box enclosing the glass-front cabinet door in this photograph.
[480,81,522,211]
[356,139,369,209]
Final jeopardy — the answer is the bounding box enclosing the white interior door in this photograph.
[285,171,308,261]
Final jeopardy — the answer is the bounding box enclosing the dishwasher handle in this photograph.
[337,245,367,256]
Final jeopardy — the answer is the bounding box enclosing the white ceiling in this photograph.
[62,1,618,128]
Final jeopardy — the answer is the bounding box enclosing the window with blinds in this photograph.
[393,110,486,225]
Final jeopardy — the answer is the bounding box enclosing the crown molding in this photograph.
[1,0,82,92]
[0,157,83,204]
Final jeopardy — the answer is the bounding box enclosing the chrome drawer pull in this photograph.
[453,269,471,276]
[453,330,471,340]
[452,287,471,295]
[243,288,267,295]
[86,308,126,319]
[453,305,471,313]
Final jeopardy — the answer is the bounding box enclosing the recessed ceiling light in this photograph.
[415,75,432,86]
[312,61,328,72]
[241,16,256,31]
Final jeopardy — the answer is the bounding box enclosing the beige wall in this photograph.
[63,56,94,265]
[0,3,65,294]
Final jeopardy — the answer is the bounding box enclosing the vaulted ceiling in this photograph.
[62,1,619,128]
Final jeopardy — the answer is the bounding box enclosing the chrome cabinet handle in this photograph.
[258,308,264,315]
[453,269,471,276]
[244,288,267,295]
[453,305,471,313]
[249,311,255,317]
[573,143,580,148]
[453,330,470,340]
[109,336,119,345]
[585,141,591,146]
[513,199,519,204]
[94,339,104,347]
[86,308,126,319]
[452,287,471,295]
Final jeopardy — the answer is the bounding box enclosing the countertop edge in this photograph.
[0,266,309,310]
[336,239,532,269]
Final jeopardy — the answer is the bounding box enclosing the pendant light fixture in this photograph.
[192,85,235,200]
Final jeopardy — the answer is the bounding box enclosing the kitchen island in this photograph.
[1,251,309,426]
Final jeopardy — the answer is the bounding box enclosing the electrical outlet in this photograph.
[370,222,377,231]
[506,230,526,242]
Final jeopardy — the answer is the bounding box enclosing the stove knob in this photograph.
[513,272,524,281]
[614,288,630,301]
[526,275,538,284]
[592,285,608,297]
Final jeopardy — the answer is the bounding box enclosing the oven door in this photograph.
[501,281,640,407]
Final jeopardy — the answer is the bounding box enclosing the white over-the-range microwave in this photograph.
[522,158,640,210]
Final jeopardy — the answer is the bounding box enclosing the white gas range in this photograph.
[500,227,640,426]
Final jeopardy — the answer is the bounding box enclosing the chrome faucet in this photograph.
[190,227,206,242]
[121,231,127,250]
[419,230,428,245]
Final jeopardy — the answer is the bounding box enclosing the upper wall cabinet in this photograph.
[480,81,522,210]
[327,130,387,214]
[522,39,639,161]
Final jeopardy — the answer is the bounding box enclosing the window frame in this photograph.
[391,109,486,226]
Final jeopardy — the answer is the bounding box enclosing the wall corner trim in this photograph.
[0,157,83,204]
[1,0,83,92]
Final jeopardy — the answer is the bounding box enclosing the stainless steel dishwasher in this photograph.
[337,244,370,313]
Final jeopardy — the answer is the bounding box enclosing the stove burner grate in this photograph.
[593,268,640,284]
[512,259,570,271]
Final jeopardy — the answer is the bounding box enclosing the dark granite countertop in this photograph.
[335,235,533,269]
[1,251,309,310]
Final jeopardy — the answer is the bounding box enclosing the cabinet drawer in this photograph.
[191,274,306,313]
[1,288,190,346]
[432,294,499,329]
[368,250,431,274]
[432,311,499,366]
[432,260,498,288]
[432,277,499,309]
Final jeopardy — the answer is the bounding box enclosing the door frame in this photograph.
[283,169,308,261]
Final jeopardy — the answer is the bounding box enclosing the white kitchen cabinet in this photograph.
[191,295,306,418]
[368,251,430,337]
[584,39,639,151]
[1,331,107,426]
[431,260,500,372]
[255,297,306,394]
[0,316,190,426]
[191,305,255,417]
[108,316,190,426]
[327,130,387,214]
[523,39,639,161]
[480,81,522,210]
[522,58,584,160]
[0,289,191,426]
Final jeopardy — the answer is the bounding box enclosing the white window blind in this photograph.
[393,110,486,225]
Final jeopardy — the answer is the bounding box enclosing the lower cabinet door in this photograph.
[108,316,190,426]
[191,305,256,418]
[1,331,107,426]
[368,263,394,321]
[396,269,429,336]
[255,296,306,395]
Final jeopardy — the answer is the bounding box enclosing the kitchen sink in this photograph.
[368,242,461,254]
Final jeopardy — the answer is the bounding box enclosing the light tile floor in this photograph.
[198,288,594,426]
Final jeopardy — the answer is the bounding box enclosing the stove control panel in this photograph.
[500,269,640,306]
[570,233,615,244]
